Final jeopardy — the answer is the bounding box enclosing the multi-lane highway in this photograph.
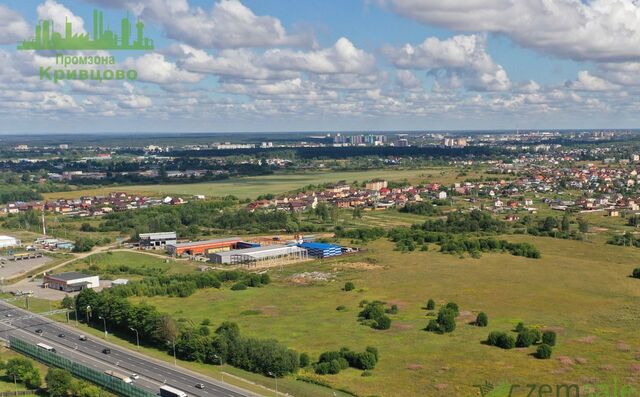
[0,300,261,397]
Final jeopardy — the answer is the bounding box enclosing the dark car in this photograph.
[35,329,43,334]
[195,384,205,390]
[102,348,111,354]
[58,333,65,338]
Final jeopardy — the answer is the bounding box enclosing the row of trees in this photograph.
[399,202,442,216]
[105,270,268,298]
[334,226,386,242]
[175,322,299,376]
[439,237,541,258]
[74,289,299,377]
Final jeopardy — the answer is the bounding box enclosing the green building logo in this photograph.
[18,9,154,50]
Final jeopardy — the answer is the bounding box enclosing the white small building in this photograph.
[43,272,99,292]
[0,236,20,249]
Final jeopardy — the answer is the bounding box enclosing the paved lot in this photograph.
[2,278,112,300]
[0,255,52,280]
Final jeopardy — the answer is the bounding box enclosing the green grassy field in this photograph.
[125,236,640,397]
[42,167,483,200]
[57,250,199,279]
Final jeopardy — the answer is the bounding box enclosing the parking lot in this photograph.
[0,254,53,281]
[2,277,112,300]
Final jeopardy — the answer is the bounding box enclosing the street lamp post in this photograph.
[74,303,78,326]
[98,316,107,339]
[86,305,91,324]
[129,327,139,350]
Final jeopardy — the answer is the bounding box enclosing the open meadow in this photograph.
[117,236,640,396]
[42,167,487,200]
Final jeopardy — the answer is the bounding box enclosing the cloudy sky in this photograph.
[1,0,640,134]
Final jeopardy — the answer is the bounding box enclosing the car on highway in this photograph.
[58,333,65,338]
[35,329,43,334]
[195,383,205,389]
[79,335,87,341]
[131,374,140,380]
[102,348,111,354]
[5,313,12,317]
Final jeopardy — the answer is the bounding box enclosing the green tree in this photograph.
[46,368,73,397]
[542,331,557,346]
[536,344,553,359]
[475,312,488,327]
[632,268,640,279]
[561,214,570,232]
[436,307,456,333]
[4,357,41,389]
[426,299,435,310]
[299,353,310,368]
[344,282,355,291]
[496,333,515,349]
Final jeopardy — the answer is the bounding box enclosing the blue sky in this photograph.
[0,0,638,134]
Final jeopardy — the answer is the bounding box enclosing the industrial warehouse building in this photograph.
[209,244,308,266]
[0,235,20,249]
[139,232,177,249]
[43,272,100,292]
[298,242,342,258]
[167,237,243,256]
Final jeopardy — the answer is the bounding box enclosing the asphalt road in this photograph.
[0,301,261,397]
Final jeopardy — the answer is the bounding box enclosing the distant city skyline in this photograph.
[1,0,640,134]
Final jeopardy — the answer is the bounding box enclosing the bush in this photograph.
[336,305,347,311]
[425,319,440,332]
[475,312,488,327]
[299,353,310,368]
[230,282,247,291]
[536,344,552,359]
[436,307,456,333]
[515,322,525,333]
[633,268,640,279]
[366,346,379,362]
[385,304,398,314]
[444,302,459,316]
[314,362,330,375]
[487,331,502,346]
[361,370,373,377]
[374,315,392,330]
[426,299,435,310]
[496,333,515,349]
[354,352,377,370]
[328,360,342,374]
[542,331,556,346]
[516,329,537,348]
[344,282,355,291]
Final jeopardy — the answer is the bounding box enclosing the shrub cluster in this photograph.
[632,268,640,279]
[487,323,556,359]
[314,347,379,375]
[358,301,393,330]
[334,226,386,242]
[425,302,458,333]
